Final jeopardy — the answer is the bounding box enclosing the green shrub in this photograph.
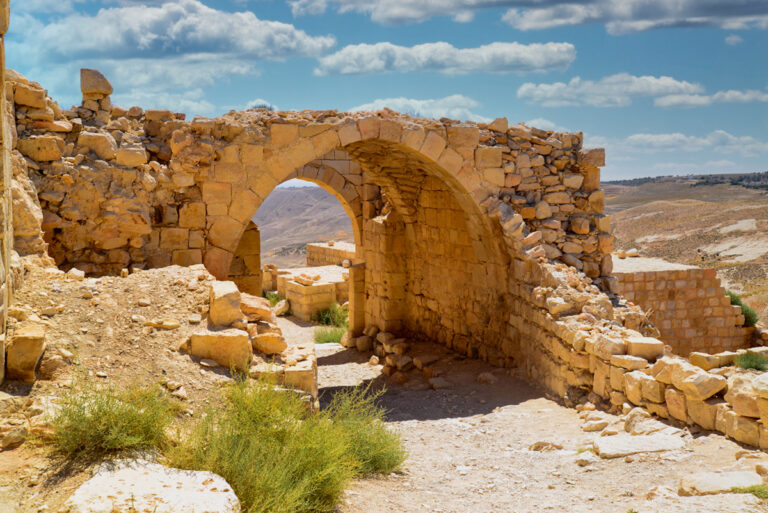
[312,302,348,329]
[166,380,404,513]
[51,377,178,458]
[264,291,283,308]
[735,352,768,371]
[314,326,346,344]
[325,386,406,475]
[727,290,759,327]
[733,484,768,499]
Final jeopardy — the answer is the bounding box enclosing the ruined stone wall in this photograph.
[614,267,753,355]
[306,241,355,266]
[228,221,261,294]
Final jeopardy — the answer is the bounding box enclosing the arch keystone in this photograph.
[357,117,380,139]
[338,122,362,146]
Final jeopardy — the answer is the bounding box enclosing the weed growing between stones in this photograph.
[314,326,347,344]
[727,290,759,327]
[312,302,348,329]
[263,291,284,308]
[50,376,179,458]
[733,484,768,500]
[166,379,405,513]
[735,352,768,371]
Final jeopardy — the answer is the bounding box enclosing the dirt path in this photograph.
[307,325,768,513]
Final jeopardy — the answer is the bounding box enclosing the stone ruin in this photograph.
[3,63,768,449]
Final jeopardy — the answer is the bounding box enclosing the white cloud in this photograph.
[287,0,768,33]
[654,88,768,107]
[350,95,490,122]
[517,73,703,107]
[608,130,768,157]
[315,41,575,75]
[725,34,744,45]
[502,1,768,34]
[7,0,335,117]
[526,118,567,131]
[112,88,217,116]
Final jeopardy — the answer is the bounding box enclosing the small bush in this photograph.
[728,290,759,327]
[264,291,283,308]
[51,378,178,458]
[314,326,346,344]
[166,380,404,513]
[325,386,406,475]
[735,352,768,371]
[733,484,768,499]
[312,302,348,328]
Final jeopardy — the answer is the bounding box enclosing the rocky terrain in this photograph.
[608,176,768,320]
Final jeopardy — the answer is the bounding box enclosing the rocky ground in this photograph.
[1,263,768,512]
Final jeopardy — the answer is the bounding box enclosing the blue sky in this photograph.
[7,0,768,179]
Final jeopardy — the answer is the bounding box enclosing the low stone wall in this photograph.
[613,260,753,355]
[306,242,355,266]
[274,267,349,321]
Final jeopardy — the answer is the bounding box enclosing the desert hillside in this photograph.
[608,174,768,318]
[254,186,353,267]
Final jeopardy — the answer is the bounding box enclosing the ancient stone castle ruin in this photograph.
[3,63,768,449]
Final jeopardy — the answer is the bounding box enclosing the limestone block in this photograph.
[725,410,760,446]
[679,372,727,401]
[80,69,114,96]
[534,201,552,219]
[446,125,479,147]
[580,148,606,167]
[475,147,502,168]
[588,190,605,213]
[687,399,719,430]
[65,459,239,513]
[641,377,666,403]
[77,131,117,160]
[6,323,47,383]
[689,352,720,371]
[593,434,684,459]
[188,329,251,372]
[172,250,203,267]
[0,0,8,34]
[570,216,590,235]
[208,217,243,251]
[665,387,687,422]
[116,147,148,168]
[250,332,287,355]
[626,336,664,360]
[679,471,762,496]
[14,83,47,109]
[543,192,570,205]
[610,354,648,370]
[240,293,275,323]
[724,374,760,418]
[752,372,768,399]
[591,335,626,359]
[179,202,206,229]
[563,173,584,189]
[283,359,317,398]
[623,370,646,405]
[17,136,63,162]
[208,281,243,327]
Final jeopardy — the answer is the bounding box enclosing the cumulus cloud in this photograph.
[350,95,490,122]
[315,41,575,75]
[517,73,703,107]
[725,34,744,45]
[7,0,335,117]
[655,88,768,107]
[605,130,768,157]
[526,118,567,132]
[246,98,279,110]
[287,0,768,33]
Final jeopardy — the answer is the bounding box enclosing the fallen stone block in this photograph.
[188,329,251,372]
[679,471,762,496]
[209,281,243,327]
[250,332,287,355]
[593,434,685,458]
[240,293,274,323]
[626,336,664,361]
[6,323,47,383]
[679,372,727,401]
[65,459,239,513]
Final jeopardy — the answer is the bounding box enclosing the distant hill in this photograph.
[253,186,353,267]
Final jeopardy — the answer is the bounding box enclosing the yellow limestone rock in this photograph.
[209,281,243,327]
[6,323,47,383]
[240,293,275,323]
[188,329,251,372]
[679,471,762,496]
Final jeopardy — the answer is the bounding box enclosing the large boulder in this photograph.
[77,132,117,160]
[187,328,251,372]
[209,281,243,327]
[6,323,46,382]
[14,83,47,109]
[80,68,113,96]
[115,146,148,168]
[65,459,240,513]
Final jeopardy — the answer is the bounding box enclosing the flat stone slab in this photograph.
[65,459,240,513]
[593,434,685,458]
[679,471,763,496]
